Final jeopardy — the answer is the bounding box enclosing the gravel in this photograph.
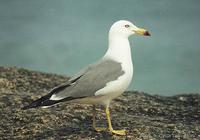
[0,66,200,140]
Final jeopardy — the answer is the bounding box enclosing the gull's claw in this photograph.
[94,127,106,132]
[110,129,126,135]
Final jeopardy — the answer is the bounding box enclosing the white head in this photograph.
[109,20,150,38]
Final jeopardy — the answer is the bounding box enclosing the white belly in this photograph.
[94,61,133,106]
[93,36,134,106]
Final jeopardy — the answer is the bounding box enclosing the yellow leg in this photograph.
[92,105,106,132]
[106,106,126,135]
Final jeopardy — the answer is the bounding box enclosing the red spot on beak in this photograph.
[144,31,151,36]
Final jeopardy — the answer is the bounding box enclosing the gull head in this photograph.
[109,20,150,38]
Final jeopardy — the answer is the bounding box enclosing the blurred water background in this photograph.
[0,0,200,96]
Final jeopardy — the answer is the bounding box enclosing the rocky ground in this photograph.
[0,66,200,140]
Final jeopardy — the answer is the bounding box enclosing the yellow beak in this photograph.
[134,28,151,36]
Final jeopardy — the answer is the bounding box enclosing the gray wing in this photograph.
[49,59,124,100]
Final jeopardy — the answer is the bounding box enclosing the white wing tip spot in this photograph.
[49,94,63,101]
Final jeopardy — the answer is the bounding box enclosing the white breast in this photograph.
[94,36,133,105]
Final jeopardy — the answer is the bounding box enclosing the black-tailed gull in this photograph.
[23,20,150,135]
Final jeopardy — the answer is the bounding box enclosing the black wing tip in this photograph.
[22,96,60,110]
[21,101,41,110]
[21,95,50,110]
[21,77,82,110]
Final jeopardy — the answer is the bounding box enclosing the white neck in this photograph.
[101,34,134,98]
[104,35,132,64]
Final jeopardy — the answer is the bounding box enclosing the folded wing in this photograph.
[22,59,124,109]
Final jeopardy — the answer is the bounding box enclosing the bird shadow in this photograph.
[32,116,114,139]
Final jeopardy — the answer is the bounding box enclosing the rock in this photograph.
[0,66,200,140]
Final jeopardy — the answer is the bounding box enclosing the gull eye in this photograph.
[125,24,130,28]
